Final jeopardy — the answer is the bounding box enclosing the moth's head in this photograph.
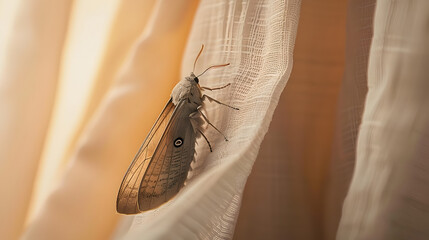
[188,72,199,84]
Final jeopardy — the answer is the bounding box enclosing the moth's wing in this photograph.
[138,100,197,211]
[116,99,175,214]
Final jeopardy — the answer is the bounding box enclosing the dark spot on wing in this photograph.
[174,137,183,147]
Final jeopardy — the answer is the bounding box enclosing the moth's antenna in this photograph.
[197,63,230,78]
[193,44,205,73]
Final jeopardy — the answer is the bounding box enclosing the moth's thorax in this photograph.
[171,72,202,106]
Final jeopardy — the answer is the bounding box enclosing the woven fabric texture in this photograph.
[123,0,301,239]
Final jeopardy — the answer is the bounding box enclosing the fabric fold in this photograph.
[338,1,429,239]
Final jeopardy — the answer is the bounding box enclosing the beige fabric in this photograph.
[234,0,347,239]
[123,0,301,239]
[0,1,72,239]
[21,1,199,239]
[337,0,429,239]
[1,0,429,239]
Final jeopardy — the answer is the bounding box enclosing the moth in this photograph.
[116,45,238,214]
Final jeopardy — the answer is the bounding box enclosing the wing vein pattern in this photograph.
[117,99,175,214]
[117,98,197,214]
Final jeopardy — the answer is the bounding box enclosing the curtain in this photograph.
[337,0,429,239]
[1,0,429,239]
[235,0,348,238]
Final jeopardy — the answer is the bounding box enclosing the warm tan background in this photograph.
[234,0,348,239]
[2,0,429,239]
[234,0,378,239]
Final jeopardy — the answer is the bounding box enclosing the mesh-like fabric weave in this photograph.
[337,0,429,239]
[122,0,301,239]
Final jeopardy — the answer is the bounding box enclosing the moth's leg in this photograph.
[189,111,199,120]
[189,111,205,130]
[201,83,231,91]
[201,94,239,110]
[190,112,213,152]
[197,129,212,152]
[197,107,228,141]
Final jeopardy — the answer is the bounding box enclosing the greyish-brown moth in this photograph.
[116,45,238,214]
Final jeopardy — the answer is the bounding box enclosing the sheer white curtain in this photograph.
[338,1,429,239]
[1,0,429,239]
[122,0,301,239]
